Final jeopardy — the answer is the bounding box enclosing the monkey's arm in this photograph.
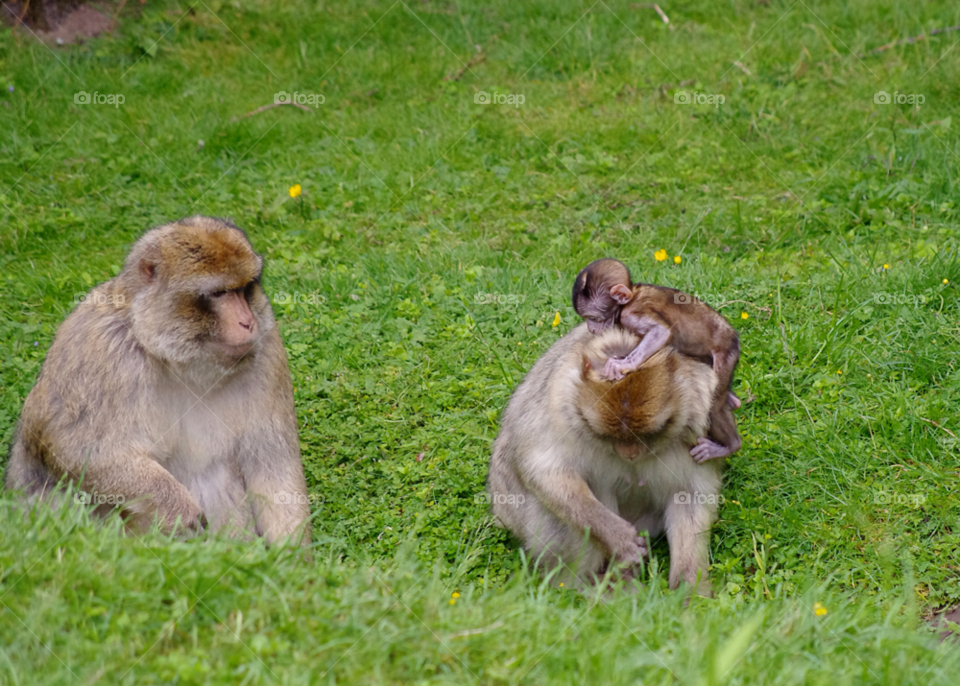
[239,412,311,545]
[523,467,646,565]
[243,452,312,546]
[66,449,205,534]
[603,317,671,381]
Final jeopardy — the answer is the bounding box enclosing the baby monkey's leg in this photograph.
[690,342,742,462]
[602,319,671,380]
[690,402,741,463]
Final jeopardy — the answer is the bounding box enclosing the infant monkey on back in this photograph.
[572,258,742,462]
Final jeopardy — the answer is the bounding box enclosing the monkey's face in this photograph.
[576,293,619,335]
[585,316,613,335]
[572,259,631,333]
[129,219,275,372]
[202,282,263,360]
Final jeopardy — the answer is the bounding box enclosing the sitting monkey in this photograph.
[6,216,311,544]
[487,324,722,595]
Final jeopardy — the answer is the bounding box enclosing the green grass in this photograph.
[2,0,960,682]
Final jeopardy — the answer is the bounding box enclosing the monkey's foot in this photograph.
[728,392,742,409]
[690,437,733,463]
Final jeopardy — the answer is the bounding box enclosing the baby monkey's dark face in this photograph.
[572,258,633,334]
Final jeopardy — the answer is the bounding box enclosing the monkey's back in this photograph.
[629,284,736,361]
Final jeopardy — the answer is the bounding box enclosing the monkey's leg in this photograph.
[690,403,741,463]
[664,495,714,597]
[602,319,671,380]
[525,469,645,568]
[690,342,742,462]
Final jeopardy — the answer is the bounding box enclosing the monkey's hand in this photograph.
[602,357,629,381]
[690,437,734,463]
[610,525,649,566]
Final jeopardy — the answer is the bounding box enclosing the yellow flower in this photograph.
[673,255,682,264]
[289,184,302,198]
[882,263,890,270]
[451,592,460,598]
[654,249,668,262]
[944,279,949,285]
[559,582,564,588]
[552,312,561,328]
[813,602,828,617]
[740,311,749,319]
[449,599,456,605]
[836,370,842,375]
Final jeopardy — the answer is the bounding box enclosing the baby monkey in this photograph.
[572,258,741,462]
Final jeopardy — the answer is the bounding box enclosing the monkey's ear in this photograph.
[610,283,632,304]
[138,256,158,284]
[581,353,592,378]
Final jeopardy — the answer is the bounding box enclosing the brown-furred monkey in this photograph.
[488,324,722,596]
[6,216,311,545]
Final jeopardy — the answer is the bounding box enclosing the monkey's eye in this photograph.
[210,290,229,299]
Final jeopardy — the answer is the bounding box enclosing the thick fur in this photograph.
[6,216,311,544]
[572,257,741,460]
[488,325,720,594]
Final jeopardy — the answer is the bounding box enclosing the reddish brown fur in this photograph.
[579,342,678,441]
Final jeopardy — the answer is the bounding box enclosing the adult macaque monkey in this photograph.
[572,258,741,462]
[488,325,722,595]
[6,216,311,545]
